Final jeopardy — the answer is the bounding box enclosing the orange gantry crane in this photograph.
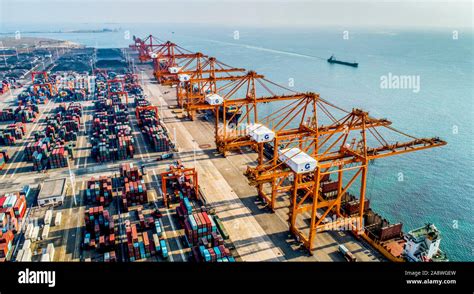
[149,41,200,83]
[244,103,447,254]
[160,165,198,207]
[135,105,159,126]
[130,34,165,63]
[107,78,129,104]
[178,71,320,156]
[176,57,247,111]
[32,71,56,96]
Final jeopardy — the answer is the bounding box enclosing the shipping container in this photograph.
[46,243,55,261]
[22,239,31,250]
[54,211,62,226]
[42,224,50,240]
[40,253,51,262]
[44,210,53,225]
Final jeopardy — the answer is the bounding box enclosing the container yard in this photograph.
[0,0,472,289]
[0,33,451,265]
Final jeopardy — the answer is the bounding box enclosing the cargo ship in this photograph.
[327,55,358,67]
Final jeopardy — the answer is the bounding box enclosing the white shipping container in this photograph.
[30,226,40,241]
[25,223,34,239]
[41,253,50,262]
[178,74,190,82]
[204,93,223,105]
[278,148,317,174]
[44,210,53,225]
[42,225,50,240]
[168,67,180,74]
[21,249,32,262]
[153,234,160,248]
[0,212,5,226]
[22,239,31,250]
[46,243,55,261]
[16,249,25,262]
[54,212,62,226]
[249,124,275,143]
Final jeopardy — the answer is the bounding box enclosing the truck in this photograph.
[338,244,357,262]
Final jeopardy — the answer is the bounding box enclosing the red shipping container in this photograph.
[198,213,206,229]
[202,212,212,230]
[131,225,138,242]
[109,234,115,245]
[143,231,149,247]
[209,248,216,262]
[0,230,14,243]
[0,197,6,207]
[0,242,10,258]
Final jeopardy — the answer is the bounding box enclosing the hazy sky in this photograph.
[0,0,472,29]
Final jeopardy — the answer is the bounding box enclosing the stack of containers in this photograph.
[24,101,81,171]
[184,211,218,246]
[0,192,27,220]
[91,97,135,162]
[119,163,148,210]
[43,102,81,144]
[84,206,115,251]
[0,123,26,146]
[55,73,89,101]
[17,90,49,105]
[137,108,170,153]
[0,150,9,170]
[0,230,14,261]
[195,243,234,262]
[14,105,39,123]
[86,176,114,206]
[103,251,117,262]
[0,109,14,121]
[25,137,51,161]
[177,197,193,219]
[134,96,150,107]
[125,221,159,261]
[48,146,69,169]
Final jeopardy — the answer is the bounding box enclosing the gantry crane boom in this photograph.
[243,106,446,253]
[131,34,165,62]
